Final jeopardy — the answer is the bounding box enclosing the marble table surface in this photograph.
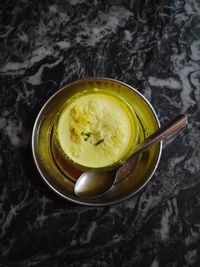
[0,0,200,266]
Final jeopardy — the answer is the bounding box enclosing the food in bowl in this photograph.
[52,89,140,170]
[32,78,162,206]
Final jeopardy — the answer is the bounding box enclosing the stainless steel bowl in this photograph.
[32,78,162,206]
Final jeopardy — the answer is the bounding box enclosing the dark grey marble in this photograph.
[0,0,200,266]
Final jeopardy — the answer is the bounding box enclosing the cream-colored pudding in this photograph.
[57,91,136,168]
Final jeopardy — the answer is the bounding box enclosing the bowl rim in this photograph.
[32,77,163,206]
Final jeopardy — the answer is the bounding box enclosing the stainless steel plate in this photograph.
[32,78,162,206]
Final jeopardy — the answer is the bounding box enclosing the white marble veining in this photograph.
[0,0,200,266]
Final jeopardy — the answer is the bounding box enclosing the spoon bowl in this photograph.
[74,171,115,198]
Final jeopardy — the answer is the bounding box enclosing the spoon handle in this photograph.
[116,114,188,181]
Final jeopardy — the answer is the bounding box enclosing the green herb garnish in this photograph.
[81,131,92,141]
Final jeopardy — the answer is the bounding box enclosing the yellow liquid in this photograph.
[56,91,137,168]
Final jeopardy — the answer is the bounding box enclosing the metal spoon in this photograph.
[74,114,188,199]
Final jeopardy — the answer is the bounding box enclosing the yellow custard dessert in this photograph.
[53,90,139,170]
